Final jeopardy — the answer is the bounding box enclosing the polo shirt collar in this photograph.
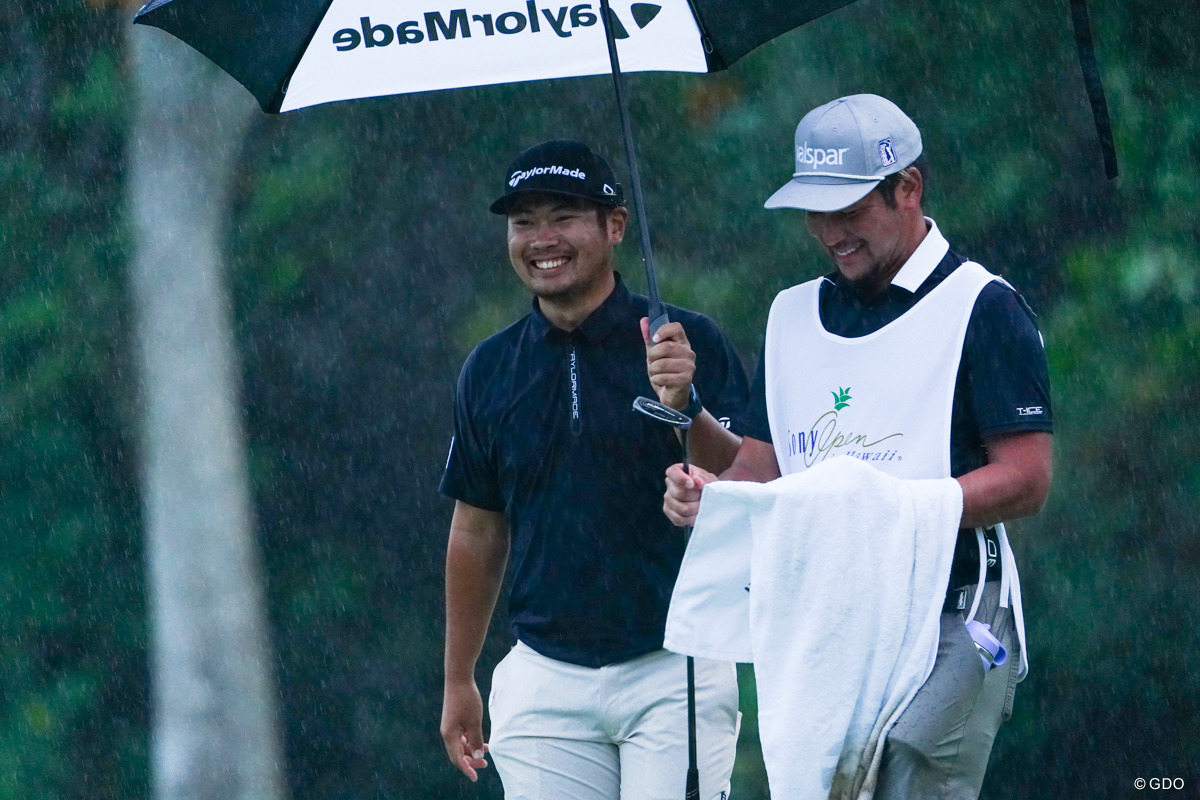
[529,273,634,343]
[890,217,949,293]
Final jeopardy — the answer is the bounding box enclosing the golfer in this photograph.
[658,95,1053,798]
[439,140,747,799]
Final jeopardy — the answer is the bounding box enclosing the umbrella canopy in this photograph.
[134,0,859,334]
[132,0,1116,330]
[133,0,856,113]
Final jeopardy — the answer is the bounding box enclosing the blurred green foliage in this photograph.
[1,0,1196,797]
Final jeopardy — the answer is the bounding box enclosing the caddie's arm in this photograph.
[641,318,742,474]
[441,500,509,782]
[956,431,1053,528]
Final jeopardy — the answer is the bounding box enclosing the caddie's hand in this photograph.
[440,680,490,781]
[641,317,696,411]
[664,463,718,527]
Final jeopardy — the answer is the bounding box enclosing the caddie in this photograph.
[438,139,748,799]
[655,94,1054,798]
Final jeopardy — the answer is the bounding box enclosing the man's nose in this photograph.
[530,222,560,246]
[806,213,843,246]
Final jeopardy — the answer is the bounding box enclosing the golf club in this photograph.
[632,395,699,800]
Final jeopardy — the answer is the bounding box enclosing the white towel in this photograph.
[663,483,756,663]
[665,456,963,799]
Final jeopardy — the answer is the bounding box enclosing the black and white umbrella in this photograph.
[133,0,1116,333]
[134,0,859,112]
[133,0,859,335]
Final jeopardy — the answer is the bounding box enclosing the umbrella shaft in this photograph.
[685,656,699,799]
[597,0,665,325]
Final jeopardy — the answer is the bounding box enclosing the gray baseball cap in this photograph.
[765,94,922,212]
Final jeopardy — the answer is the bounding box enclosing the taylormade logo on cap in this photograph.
[509,165,587,188]
[796,142,850,169]
[491,139,623,214]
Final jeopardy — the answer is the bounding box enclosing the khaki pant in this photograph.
[874,581,1020,800]
[488,642,741,800]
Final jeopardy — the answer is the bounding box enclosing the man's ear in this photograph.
[609,206,629,244]
[899,166,924,210]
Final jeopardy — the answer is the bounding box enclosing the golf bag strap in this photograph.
[963,527,988,625]
[954,525,1028,682]
[995,522,1029,681]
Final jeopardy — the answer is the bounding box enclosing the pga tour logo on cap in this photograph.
[509,164,587,187]
[879,138,897,167]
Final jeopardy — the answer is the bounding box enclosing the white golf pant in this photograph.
[488,641,740,800]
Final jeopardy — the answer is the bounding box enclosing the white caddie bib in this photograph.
[764,261,1000,480]
[669,257,1031,682]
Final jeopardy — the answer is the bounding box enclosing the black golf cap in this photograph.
[490,139,625,215]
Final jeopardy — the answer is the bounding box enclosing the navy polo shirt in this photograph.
[440,275,748,668]
[737,238,1053,587]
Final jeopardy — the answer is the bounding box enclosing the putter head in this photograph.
[632,396,692,430]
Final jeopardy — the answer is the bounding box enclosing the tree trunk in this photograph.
[126,21,286,800]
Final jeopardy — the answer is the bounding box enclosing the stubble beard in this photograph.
[839,256,892,298]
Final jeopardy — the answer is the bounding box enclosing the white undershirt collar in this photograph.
[890,217,948,293]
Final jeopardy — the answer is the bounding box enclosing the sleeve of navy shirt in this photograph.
[735,343,772,443]
[438,346,504,512]
[681,308,751,425]
[957,281,1054,438]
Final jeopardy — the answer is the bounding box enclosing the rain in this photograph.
[1,0,1197,797]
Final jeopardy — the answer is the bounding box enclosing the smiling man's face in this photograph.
[804,169,925,296]
[506,193,627,307]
